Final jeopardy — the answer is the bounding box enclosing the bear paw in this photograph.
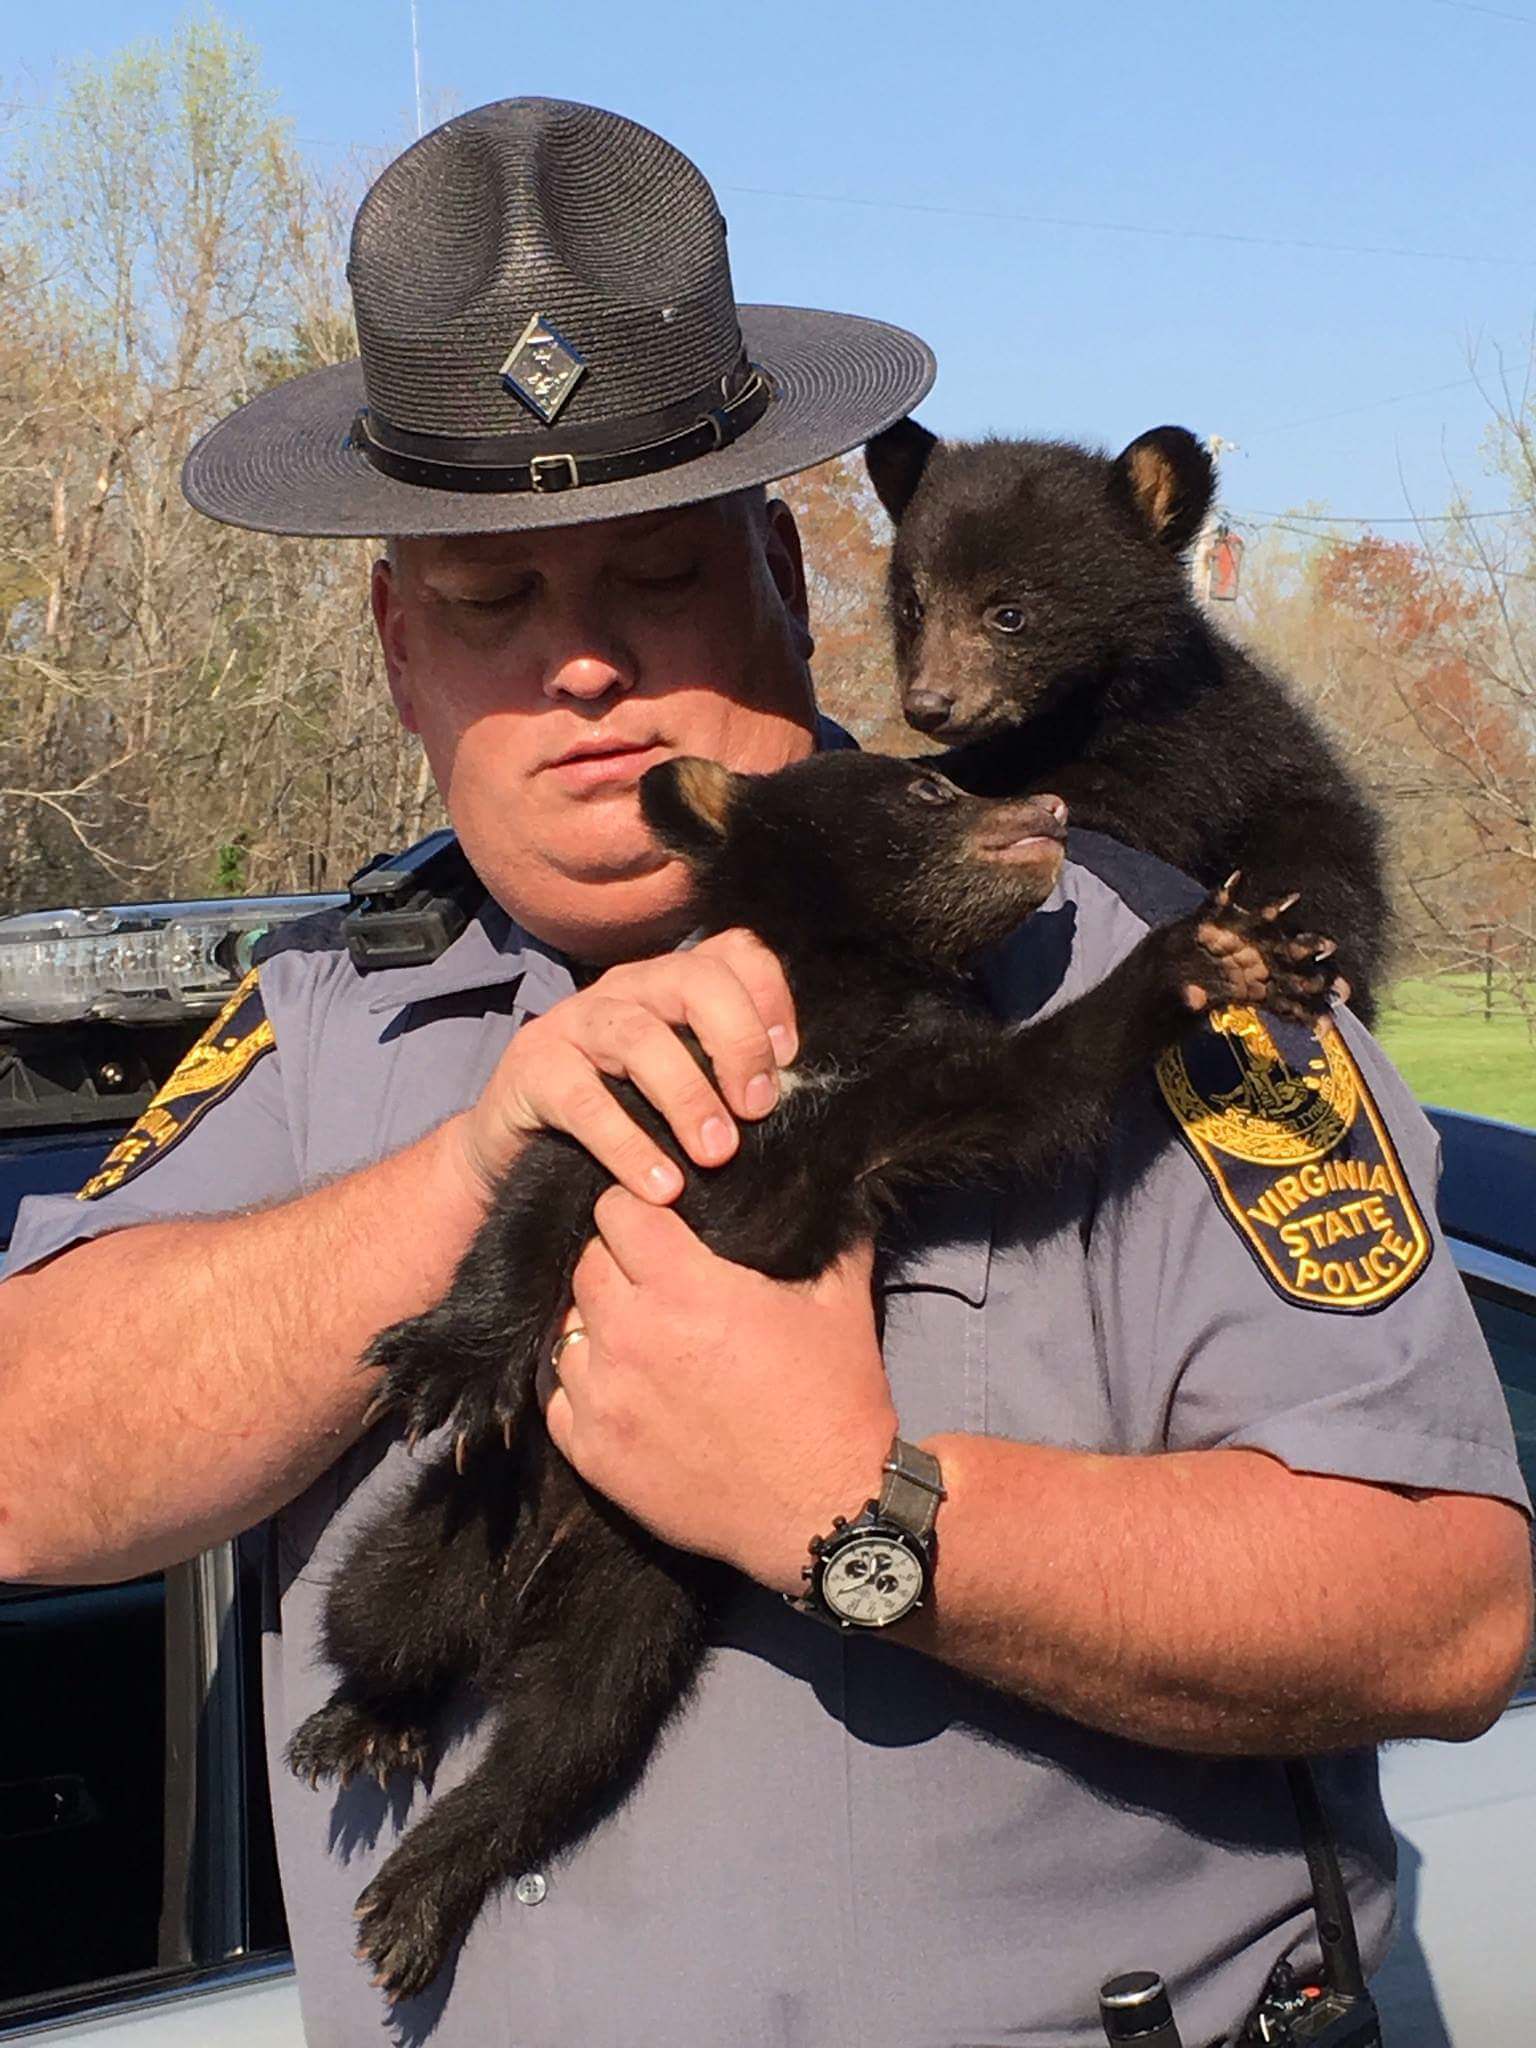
[1183,873,1337,1023]
[361,1313,521,1456]
[287,1696,429,1792]
[353,1837,473,2003]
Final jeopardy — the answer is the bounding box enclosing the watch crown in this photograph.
[801,1565,813,1581]
[832,1515,848,1530]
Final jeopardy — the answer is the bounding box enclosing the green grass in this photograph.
[1375,976,1536,1127]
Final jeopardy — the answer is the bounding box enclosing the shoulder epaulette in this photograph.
[1067,829,1203,926]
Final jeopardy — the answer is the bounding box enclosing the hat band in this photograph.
[351,364,772,496]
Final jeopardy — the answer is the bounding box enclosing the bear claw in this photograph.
[287,1697,430,1791]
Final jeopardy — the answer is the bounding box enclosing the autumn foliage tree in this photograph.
[1234,505,1535,1018]
[1320,534,1532,1002]
[771,454,924,756]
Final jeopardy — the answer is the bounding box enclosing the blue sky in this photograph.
[6,0,1534,534]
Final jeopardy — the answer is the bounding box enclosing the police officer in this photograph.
[0,100,1529,2048]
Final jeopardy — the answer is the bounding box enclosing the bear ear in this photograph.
[865,417,938,524]
[1109,427,1215,555]
[639,757,741,859]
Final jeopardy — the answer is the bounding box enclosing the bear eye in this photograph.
[896,583,924,628]
[909,775,956,806]
[984,603,1027,635]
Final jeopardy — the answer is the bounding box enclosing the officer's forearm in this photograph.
[0,1115,492,1584]
[902,1433,1532,1752]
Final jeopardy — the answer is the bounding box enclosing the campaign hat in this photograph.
[183,97,935,536]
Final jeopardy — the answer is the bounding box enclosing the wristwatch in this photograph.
[788,1437,946,1630]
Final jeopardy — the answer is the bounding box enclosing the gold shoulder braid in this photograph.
[77,971,275,1202]
[1155,1004,1430,1311]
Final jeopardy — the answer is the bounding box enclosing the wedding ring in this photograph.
[550,1327,588,1375]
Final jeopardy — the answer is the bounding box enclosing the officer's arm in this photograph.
[900,1435,1532,1753]
[0,929,796,1585]
[892,1009,1534,1750]
[0,1118,488,1584]
[539,1182,1531,1757]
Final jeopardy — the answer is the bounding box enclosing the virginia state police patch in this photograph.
[77,971,275,1201]
[1155,1005,1431,1312]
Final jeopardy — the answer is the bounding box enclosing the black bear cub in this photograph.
[288,749,1335,2001]
[865,420,1389,1023]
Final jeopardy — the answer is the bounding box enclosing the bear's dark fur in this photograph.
[286,749,1335,2000]
[864,420,1389,1024]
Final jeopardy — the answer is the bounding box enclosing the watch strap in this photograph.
[877,1437,946,1542]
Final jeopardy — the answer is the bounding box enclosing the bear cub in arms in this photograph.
[287,749,1336,2001]
[866,420,1388,1023]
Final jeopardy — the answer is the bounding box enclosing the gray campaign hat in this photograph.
[182,97,935,538]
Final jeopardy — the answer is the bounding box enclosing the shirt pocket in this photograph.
[878,1188,993,1441]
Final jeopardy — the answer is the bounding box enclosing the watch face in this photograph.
[821,1531,925,1626]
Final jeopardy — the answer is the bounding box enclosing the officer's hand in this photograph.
[546,1190,895,1594]
[451,927,796,1203]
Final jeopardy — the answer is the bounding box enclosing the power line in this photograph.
[1426,0,1536,24]
[1245,375,1485,437]
[1228,505,1518,526]
[724,182,1536,271]
[1233,513,1536,582]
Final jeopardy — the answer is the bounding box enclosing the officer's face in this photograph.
[373,492,818,962]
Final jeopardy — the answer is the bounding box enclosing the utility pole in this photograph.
[410,0,424,138]
[1194,436,1244,607]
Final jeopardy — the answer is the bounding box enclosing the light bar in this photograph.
[0,895,346,1026]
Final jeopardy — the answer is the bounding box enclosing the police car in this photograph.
[0,895,1530,2047]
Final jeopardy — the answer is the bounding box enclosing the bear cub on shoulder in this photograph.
[866,420,1389,1023]
[288,750,1336,2002]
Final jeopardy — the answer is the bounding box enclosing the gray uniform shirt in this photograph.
[6,833,1527,2048]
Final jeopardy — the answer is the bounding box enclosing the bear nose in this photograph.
[904,690,954,734]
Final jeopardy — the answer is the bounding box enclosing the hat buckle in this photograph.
[528,453,580,493]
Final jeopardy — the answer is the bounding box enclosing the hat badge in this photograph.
[499,314,587,425]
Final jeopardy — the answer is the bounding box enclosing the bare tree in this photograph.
[0,17,436,916]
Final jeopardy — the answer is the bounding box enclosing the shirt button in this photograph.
[514,1872,547,1906]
